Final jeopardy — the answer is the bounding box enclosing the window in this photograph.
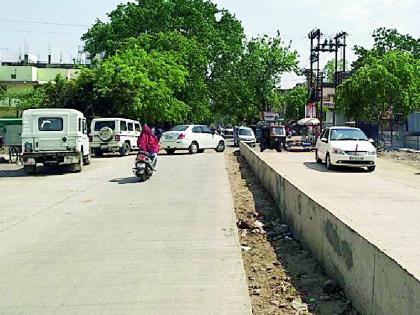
[94,121,115,131]
[170,125,189,131]
[201,126,211,134]
[272,127,285,136]
[135,123,141,132]
[239,128,253,136]
[192,126,201,133]
[78,118,82,132]
[120,121,128,131]
[82,119,87,134]
[11,74,16,80]
[38,117,63,131]
[128,123,134,131]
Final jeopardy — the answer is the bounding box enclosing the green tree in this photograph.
[212,34,298,123]
[336,51,420,124]
[353,28,420,69]
[41,46,190,123]
[283,86,307,121]
[323,59,347,83]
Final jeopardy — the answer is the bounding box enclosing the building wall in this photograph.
[37,68,80,82]
[0,66,37,82]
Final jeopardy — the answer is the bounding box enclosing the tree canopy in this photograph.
[336,51,420,123]
[20,0,300,124]
[282,86,307,121]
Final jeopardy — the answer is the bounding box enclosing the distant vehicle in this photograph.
[315,127,377,172]
[21,109,90,174]
[160,125,225,154]
[234,126,256,147]
[260,125,286,152]
[90,118,141,157]
[222,125,234,138]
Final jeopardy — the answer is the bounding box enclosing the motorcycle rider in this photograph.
[137,124,160,169]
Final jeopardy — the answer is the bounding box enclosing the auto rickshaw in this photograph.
[259,124,286,152]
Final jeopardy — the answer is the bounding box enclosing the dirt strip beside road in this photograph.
[226,151,357,315]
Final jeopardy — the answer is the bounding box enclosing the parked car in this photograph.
[315,126,377,172]
[90,118,141,156]
[234,126,256,147]
[21,108,90,174]
[160,125,225,154]
[222,125,234,138]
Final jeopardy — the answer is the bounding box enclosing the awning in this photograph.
[297,118,320,126]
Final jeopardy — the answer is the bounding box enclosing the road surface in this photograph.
[0,151,251,314]
[257,151,420,281]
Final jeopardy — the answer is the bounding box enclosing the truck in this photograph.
[21,109,91,174]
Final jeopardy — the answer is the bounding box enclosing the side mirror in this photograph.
[321,137,328,143]
[368,138,374,143]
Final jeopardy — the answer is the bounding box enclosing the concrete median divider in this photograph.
[239,142,420,315]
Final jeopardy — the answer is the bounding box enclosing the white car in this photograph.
[315,126,377,172]
[234,127,256,147]
[90,118,141,156]
[21,108,90,174]
[160,125,225,154]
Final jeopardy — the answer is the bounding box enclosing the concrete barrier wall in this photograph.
[240,143,420,315]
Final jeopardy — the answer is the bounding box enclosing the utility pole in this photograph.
[308,30,347,128]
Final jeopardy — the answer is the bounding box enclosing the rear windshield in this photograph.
[94,121,115,131]
[272,127,285,136]
[38,117,63,131]
[239,129,253,136]
[170,125,189,131]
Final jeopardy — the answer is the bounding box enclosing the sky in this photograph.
[0,0,419,88]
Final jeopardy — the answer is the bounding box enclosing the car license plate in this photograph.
[24,158,36,165]
[349,156,364,161]
[100,144,108,149]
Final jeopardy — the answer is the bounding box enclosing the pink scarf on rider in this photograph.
[137,125,160,153]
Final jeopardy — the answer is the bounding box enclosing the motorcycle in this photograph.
[133,151,156,182]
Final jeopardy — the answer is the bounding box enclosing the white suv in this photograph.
[160,125,225,154]
[90,118,141,156]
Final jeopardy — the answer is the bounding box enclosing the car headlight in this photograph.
[332,148,345,155]
[368,150,377,156]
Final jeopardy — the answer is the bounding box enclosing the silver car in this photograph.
[234,127,256,147]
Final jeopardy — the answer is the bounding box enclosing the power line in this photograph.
[0,29,82,35]
[0,19,89,28]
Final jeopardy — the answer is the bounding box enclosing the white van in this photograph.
[90,118,141,156]
[21,108,91,174]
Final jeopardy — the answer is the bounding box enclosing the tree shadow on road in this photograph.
[231,151,356,314]
[0,165,75,178]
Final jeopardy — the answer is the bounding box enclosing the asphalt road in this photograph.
[257,150,420,281]
[0,150,251,314]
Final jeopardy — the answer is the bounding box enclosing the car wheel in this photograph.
[165,149,175,155]
[120,142,130,156]
[326,153,334,170]
[215,141,225,152]
[94,149,103,157]
[189,141,199,154]
[367,165,376,172]
[83,153,91,165]
[315,150,322,164]
[198,149,205,153]
[24,165,36,175]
